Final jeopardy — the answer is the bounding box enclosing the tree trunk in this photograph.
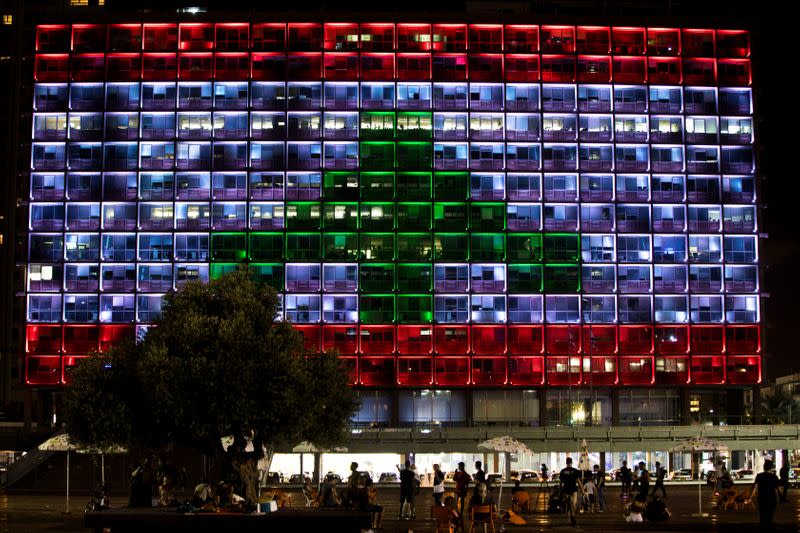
[232,453,260,507]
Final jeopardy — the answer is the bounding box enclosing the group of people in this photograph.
[128,458,182,508]
[616,459,668,500]
[307,463,385,529]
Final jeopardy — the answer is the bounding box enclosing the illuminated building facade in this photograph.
[25,22,761,427]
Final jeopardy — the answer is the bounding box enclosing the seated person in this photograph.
[643,496,671,522]
[511,487,531,513]
[510,480,525,494]
[365,477,384,528]
[192,478,213,507]
[468,482,496,523]
[433,496,460,529]
[319,476,341,508]
[625,494,647,522]
[301,477,318,507]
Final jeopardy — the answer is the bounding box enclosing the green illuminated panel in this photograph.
[360,202,395,231]
[543,264,581,292]
[210,263,238,279]
[359,264,395,292]
[286,202,321,230]
[323,232,358,261]
[248,232,284,262]
[470,203,506,231]
[397,295,433,324]
[434,233,469,261]
[360,142,395,170]
[359,233,395,261]
[360,172,394,201]
[470,233,505,261]
[396,202,432,230]
[285,232,321,261]
[396,172,432,201]
[322,202,359,230]
[323,172,359,200]
[211,233,247,262]
[507,264,544,293]
[434,172,469,200]
[396,263,432,292]
[543,233,580,263]
[507,233,543,262]
[397,142,433,170]
[397,232,433,261]
[360,112,395,140]
[433,203,469,231]
[249,263,285,290]
[359,294,395,324]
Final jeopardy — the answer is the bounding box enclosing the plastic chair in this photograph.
[511,491,531,513]
[432,505,456,533]
[468,504,496,533]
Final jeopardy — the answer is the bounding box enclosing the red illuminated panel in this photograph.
[690,325,725,354]
[541,55,576,83]
[35,54,70,82]
[508,325,543,354]
[435,356,470,386]
[718,59,751,86]
[432,53,467,81]
[108,24,142,52]
[324,52,360,80]
[647,28,681,56]
[99,325,135,352]
[577,26,610,54]
[726,356,761,385]
[251,53,286,81]
[397,356,433,386]
[691,355,725,385]
[647,57,681,84]
[619,356,654,385]
[324,23,359,51]
[287,23,322,51]
[178,53,213,80]
[359,356,395,386]
[72,24,106,52]
[294,325,321,353]
[26,325,62,354]
[62,325,99,354]
[143,24,178,51]
[726,325,760,354]
[361,53,395,81]
[545,325,580,354]
[618,325,654,354]
[215,23,249,51]
[215,53,250,81]
[335,356,358,385]
[471,325,506,355]
[71,53,105,81]
[654,325,689,354]
[252,23,286,51]
[472,356,507,385]
[612,27,646,55]
[683,58,716,85]
[434,325,469,355]
[505,55,539,82]
[469,54,503,82]
[541,26,575,53]
[546,356,581,385]
[322,325,358,354]
[582,325,617,354]
[655,356,690,385]
[359,325,395,354]
[287,53,322,80]
[361,24,395,52]
[432,24,467,52]
[504,25,538,53]
[717,30,750,58]
[577,55,611,83]
[613,56,647,83]
[62,355,87,385]
[583,355,617,386]
[36,25,70,52]
[142,53,177,81]
[396,54,430,81]
[508,356,544,385]
[397,24,431,52]
[397,325,433,354]
[682,29,715,57]
[107,53,142,81]
[469,24,503,53]
[27,356,62,385]
[179,23,214,51]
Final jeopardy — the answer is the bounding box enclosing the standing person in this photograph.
[558,457,582,527]
[714,460,725,493]
[619,460,632,497]
[140,458,154,507]
[473,461,486,495]
[128,460,143,507]
[453,462,471,518]
[398,461,417,519]
[748,459,781,529]
[592,464,607,512]
[432,463,446,505]
[650,461,667,498]
[637,462,650,501]
[779,462,789,503]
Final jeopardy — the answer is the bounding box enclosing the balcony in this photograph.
[506,100,538,112]
[652,219,684,232]
[175,218,209,230]
[104,279,136,292]
[722,161,753,174]
[543,159,576,171]
[653,279,686,292]
[581,220,613,232]
[65,279,99,292]
[579,130,612,142]
[614,131,646,143]
[506,130,538,141]
[651,161,682,172]
[720,133,751,145]
[652,190,684,202]
[618,280,650,293]
[471,280,504,293]
[724,220,756,233]
[614,101,646,113]
[686,161,719,173]
[542,130,575,142]
[690,280,722,293]
[578,100,611,113]
[541,101,574,112]
[582,280,615,293]
[685,101,716,114]
[649,101,681,114]
[688,220,720,232]
[580,189,613,202]
[726,280,757,292]
[615,160,648,172]
[544,219,577,231]
[616,220,649,232]
[103,218,137,231]
[650,131,682,143]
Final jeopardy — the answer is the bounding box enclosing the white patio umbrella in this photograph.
[38,434,127,513]
[577,439,591,472]
[478,436,532,510]
[291,441,349,454]
[669,436,727,517]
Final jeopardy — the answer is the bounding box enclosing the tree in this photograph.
[63,269,358,507]
[760,388,800,424]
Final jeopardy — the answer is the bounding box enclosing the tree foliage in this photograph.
[64,269,358,504]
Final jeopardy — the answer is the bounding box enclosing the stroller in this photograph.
[547,487,565,514]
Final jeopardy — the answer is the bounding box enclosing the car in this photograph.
[379,472,399,483]
[486,473,504,485]
[264,471,283,484]
[324,472,343,483]
[670,468,693,481]
[733,468,754,480]
[444,471,456,483]
[288,474,305,484]
[511,470,538,482]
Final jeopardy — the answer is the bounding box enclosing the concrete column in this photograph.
[390,390,400,428]
[599,451,607,471]
[610,389,620,426]
[679,388,691,425]
[538,389,548,427]
[465,389,474,427]
[312,453,321,484]
[751,386,762,425]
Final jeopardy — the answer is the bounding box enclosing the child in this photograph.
[583,476,597,513]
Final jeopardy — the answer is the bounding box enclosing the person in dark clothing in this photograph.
[636,462,650,501]
[643,496,671,522]
[779,463,789,503]
[128,460,143,507]
[473,461,486,495]
[619,460,632,496]
[398,461,417,519]
[650,461,667,498]
[453,461,471,518]
[559,457,582,527]
[749,460,781,528]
